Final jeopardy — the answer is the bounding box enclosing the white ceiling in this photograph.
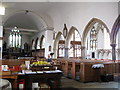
[2,2,119,35]
[3,2,53,13]
[2,2,54,35]
[2,0,120,2]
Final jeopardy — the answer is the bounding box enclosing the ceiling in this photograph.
[2,1,119,35]
[2,0,120,2]
[3,2,53,13]
[2,2,54,35]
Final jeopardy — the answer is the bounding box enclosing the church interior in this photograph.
[0,1,120,89]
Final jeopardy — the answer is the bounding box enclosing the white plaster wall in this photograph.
[47,2,118,59]
[45,30,53,58]
[21,34,31,49]
[48,2,118,36]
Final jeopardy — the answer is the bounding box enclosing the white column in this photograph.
[53,48,58,59]
[44,29,54,58]
[95,50,98,59]
[0,26,3,59]
[64,48,69,58]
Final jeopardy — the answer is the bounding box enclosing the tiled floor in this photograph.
[61,77,119,90]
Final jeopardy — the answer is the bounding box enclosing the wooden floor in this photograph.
[61,77,119,89]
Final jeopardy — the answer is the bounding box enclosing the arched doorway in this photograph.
[65,26,82,58]
[82,18,110,59]
[53,32,64,59]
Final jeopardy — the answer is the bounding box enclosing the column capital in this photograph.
[65,48,69,50]
[53,48,58,50]
[81,46,85,50]
[110,43,117,47]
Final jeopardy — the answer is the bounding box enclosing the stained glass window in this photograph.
[9,27,21,48]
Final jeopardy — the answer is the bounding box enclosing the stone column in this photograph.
[64,48,69,58]
[118,29,120,61]
[45,29,54,58]
[81,46,86,59]
[0,15,3,59]
[110,44,116,62]
[0,26,3,59]
[118,49,120,60]
[53,48,58,59]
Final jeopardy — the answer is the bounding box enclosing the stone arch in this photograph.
[53,32,63,59]
[31,39,34,49]
[110,15,120,44]
[3,10,53,30]
[82,18,110,46]
[65,26,82,58]
[110,15,120,60]
[32,39,35,50]
[40,35,45,49]
[35,37,39,49]
[81,18,110,59]
[65,26,82,48]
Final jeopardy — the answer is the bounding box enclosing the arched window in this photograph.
[86,22,110,59]
[90,26,97,51]
[37,38,40,49]
[9,27,21,48]
[42,37,45,48]
[35,38,40,49]
[69,30,81,58]
[32,39,35,50]
[40,35,45,49]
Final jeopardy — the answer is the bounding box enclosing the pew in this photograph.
[58,58,120,82]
